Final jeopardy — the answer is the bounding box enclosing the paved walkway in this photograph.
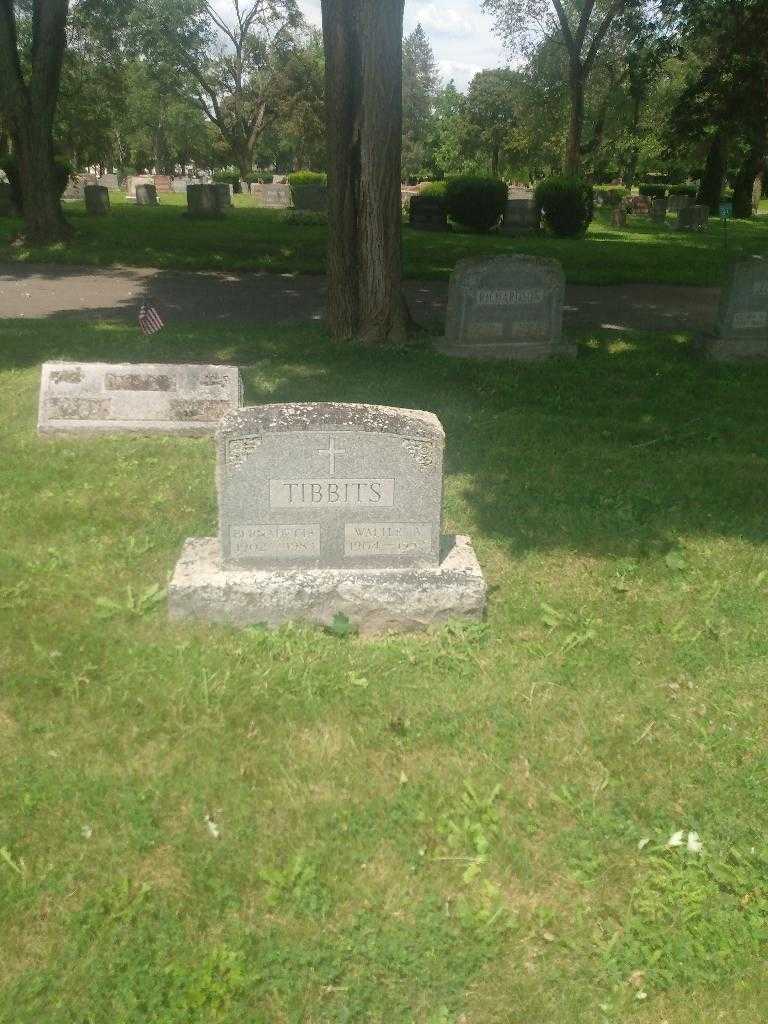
[0,263,720,335]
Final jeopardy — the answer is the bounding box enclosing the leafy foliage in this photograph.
[535,176,594,237]
[444,175,508,232]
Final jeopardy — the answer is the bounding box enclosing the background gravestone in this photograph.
[186,183,224,217]
[98,173,120,191]
[611,205,627,228]
[668,194,694,214]
[291,184,327,211]
[168,402,486,633]
[438,255,573,361]
[0,182,15,216]
[499,198,539,235]
[650,196,668,223]
[154,174,172,193]
[84,185,110,215]
[125,174,154,199]
[409,195,447,231]
[171,177,191,193]
[212,183,233,209]
[703,259,768,360]
[38,361,242,436]
[253,183,291,208]
[135,184,158,206]
[676,204,708,231]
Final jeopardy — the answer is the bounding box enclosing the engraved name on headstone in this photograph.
[705,260,768,360]
[439,255,572,361]
[38,361,242,435]
[216,403,444,570]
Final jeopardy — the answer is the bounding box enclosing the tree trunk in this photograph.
[322,0,410,344]
[491,141,500,179]
[564,62,585,176]
[697,133,728,215]
[732,143,764,219]
[0,0,71,243]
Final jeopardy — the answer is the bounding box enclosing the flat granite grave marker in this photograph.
[168,402,486,633]
[38,361,242,436]
[437,255,573,361]
[702,259,768,361]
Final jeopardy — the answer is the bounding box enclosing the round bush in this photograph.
[0,154,70,211]
[419,181,447,199]
[668,184,697,197]
[443,175,507,232]
[534,176,594,237]
[287,171,327,187]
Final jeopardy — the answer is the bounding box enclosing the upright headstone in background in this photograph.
[702,260,768,361]
[154,174,172,194]
[38,361,242,436]
[409,195,447,231]
[0,182,15,216]
[125,174,154,199]
[291,184,327,211]
[171,177,192,193]
[675,204,708,232]
[668,194,694,214]
[252,183,291,208]
[500,197,539,235]
[186,183,225,217]
[650,196,668,223]
[168,402,486,633]
[84,185,110,215]
[135,184,158,206]
[629,195,650,215]
[98,173,120,191]
[212,183,233,209]
[438,255,572,361]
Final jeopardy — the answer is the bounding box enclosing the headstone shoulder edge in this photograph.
[216,402,445,441]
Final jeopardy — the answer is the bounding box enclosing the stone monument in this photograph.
[701,259,768,361]
[168,402,486,633]
[437,255,573,361]
[135,184,158,206]
[84,185,110,215]
[650,196,668,223]
[499,197,539,235]
[409,195,448,231]
[675,204,708,231]
[186,183,227,217]
[252,183,291,208]
[38,361,242,436]
[98,173,120,191]
[0,182,14,216]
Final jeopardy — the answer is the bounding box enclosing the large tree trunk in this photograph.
[565,62,585,176]
[732,143,765,219]
[697,133,728,215]
[321,0,410,344]
[0,0,70,243]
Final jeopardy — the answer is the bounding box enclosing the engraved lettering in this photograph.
[269,479,395,509]
[475,288,545,306]
[105,373,173,392]
[229,524,320,559]
[732,311,768,330]
[50,369,83,385]
[344,522,431,557]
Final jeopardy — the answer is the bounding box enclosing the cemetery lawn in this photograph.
[0,190,767,285]
[3,318,768,1024]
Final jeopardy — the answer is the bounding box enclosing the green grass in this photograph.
[1,190,766,285]
[1,318,767,1022]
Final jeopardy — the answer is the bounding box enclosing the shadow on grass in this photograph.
[2,318,766,559]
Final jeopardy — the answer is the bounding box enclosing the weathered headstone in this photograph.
[135,184,158,206]
[212,183,233,209]
[125,174,154,199]
[650,196,668,223]
[629,195,650,215]
[500,198,539,235]
[675,204,709,232]
[168,402,486,632]
[409,195,447,231]
[154,174,172,193]
[171,177,192,193]
[0,182,15,216]
[252,183,291,208]
[438,255,572,361]
[84,185,110,215]
[291,184,327,211]
[702,259,768,361]
[98,173,120,191]
[668,194,695,214]
[186,183,226,217]
[38,361,242,436]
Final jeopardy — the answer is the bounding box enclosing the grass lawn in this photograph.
[1,318,767,1022]
[0,190,766,285]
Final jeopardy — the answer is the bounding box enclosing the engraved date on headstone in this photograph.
[344,522,431,557]
[105,373,173,391]
[732,311,768,330]
[50,369,84,385]
[230,524,320,558]
[48,396,111,420]
[169,399,232,421]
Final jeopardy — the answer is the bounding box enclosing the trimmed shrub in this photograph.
[249,173,274,185]
[534,176,594,237]
[638,183,667,199]
[668,184,697,197]
[443,175,507,232]
[419,180,447,199]
[594,185,628,207]
[0,154,71,211]
[287,171,327,187]
[213,170,241,191]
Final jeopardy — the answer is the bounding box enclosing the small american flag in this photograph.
[138,300,164,336]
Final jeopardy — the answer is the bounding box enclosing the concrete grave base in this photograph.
[436,338,577,361]
[168,535,486,634]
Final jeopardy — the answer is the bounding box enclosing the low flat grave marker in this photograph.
[38,361,242,436]
[168,402,486,633]
[702,259,768,361]
[437,255,573,361]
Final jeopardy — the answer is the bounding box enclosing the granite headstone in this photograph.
[500,198,539,235]
[252,183,291,208]
[84,185,110,215]
[168,402,486,632]
[703,260,768,360]
[438,255,572,361]
[676,204,709,231]
[409,195,447,231]
[135,184,158,206]
[38,361,242,436]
